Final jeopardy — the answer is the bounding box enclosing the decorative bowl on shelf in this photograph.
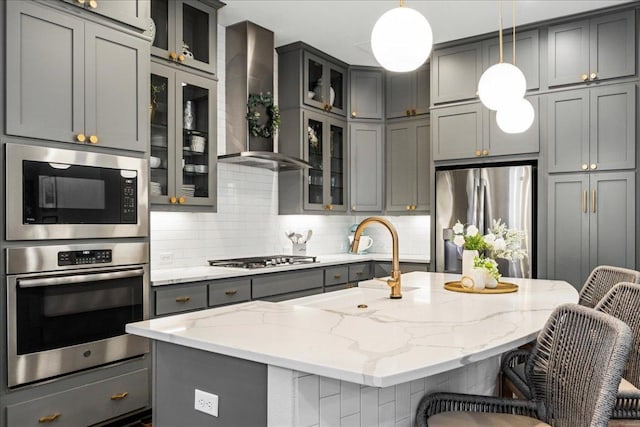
[149,156,161,168]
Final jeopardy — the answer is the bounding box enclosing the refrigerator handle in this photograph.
[477,176,486,233]
[470,174,480,226]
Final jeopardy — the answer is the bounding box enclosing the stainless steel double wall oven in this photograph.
[4,143,150,387]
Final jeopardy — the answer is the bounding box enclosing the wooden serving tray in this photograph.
[444,281,518,294]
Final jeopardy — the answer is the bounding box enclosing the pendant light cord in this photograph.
[498,0,503,63]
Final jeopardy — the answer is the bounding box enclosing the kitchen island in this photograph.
[127,272,578,427]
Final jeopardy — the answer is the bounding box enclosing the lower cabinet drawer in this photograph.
[348,262,373,282]
[252,269,324,299]
[155,284,207,316]
[7,369,149,427]
[324,265,349,286]
[208,279,251,307]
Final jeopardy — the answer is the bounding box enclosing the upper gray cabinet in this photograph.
[63,0,150,31]
[385,65,430,118]
[349,123,383,212]
[278,43,348,117]
[151,0,221,75]
[484,29,540,90]
[6,0,149,152]
[349,68,383,120]
[386,118,430,213]
[432,97,539,161]
[547,10,635,87]
[430,42,482,104]
[547,83,636,173]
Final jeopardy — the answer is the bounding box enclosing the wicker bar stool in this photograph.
[416,303,631,427]
[502,266,640,399]
[502,283,640,421]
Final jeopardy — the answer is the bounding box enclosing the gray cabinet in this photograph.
[374,262,429,277]
[279,109,347,213]
[208,278,251,307]
[547,83,635,173]
[386,118,430,213]
[6,1,148,152]
[150,61,217,208]
[7,369,149,427]
[547,11,635,87]
[431,42,482,104]
[432,97,539,161]
[155,283,208,316]
[349,67,383,119]
[348,263,373,282]
[252,269,324,300]
[484,29,540,90]
[151,0,221,75]
[386,65,430,118]
[349,123,384,212]
[547,172,635,290]
[324,265,349,287]
[63,0,150,31]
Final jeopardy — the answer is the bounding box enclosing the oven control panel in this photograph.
[58,249,113,266]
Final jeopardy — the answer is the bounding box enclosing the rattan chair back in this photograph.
[579,265,640,308]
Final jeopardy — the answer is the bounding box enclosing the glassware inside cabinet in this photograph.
[181,82,209,199]
[150,73,169,198]
[307,118,323,205]
[329,124,344,205]
[182,3,210,67]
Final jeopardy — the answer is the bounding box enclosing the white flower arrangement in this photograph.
[452,221,487,251]
[484,218,527,261]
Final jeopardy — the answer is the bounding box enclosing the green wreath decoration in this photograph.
[246,92,280,139]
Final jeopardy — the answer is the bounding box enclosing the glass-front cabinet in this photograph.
[304,110,347,212]
[303,51,346,116]
[150,61,217,208]
[151,0,221,75]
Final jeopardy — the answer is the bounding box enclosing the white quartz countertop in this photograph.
[151,253,429,286]
[128,272,578,387]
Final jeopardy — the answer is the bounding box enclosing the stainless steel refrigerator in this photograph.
[434,163,535,278]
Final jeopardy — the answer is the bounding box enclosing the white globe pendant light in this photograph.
[496,98,535,134]
[478,62,526,111]
[371,2,433,73]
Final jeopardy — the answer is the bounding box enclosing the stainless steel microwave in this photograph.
[6,143,148,240]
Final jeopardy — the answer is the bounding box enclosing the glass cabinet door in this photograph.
[305,113,324,209]
[328,65,346,116]
[328,121,345,208]
[175,71,216,207]
[304,53,326,112]
[151,0,172,57]
[150,68,173,203]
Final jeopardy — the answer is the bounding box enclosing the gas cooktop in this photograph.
[207,255,317,269]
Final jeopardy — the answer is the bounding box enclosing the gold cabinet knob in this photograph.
[89,135,98,144]
[75,0,85,4]
[224,290,238,296]
[178,54,185,62]
[178,196,186,204]
[482,149,489,156]
[324,204,333,210]
[411,108,417,116]
[351,111,357,118]
[169,51,177,60]
[169,196,177,204]
[88,0,97,8]
[475,150,481,156]
[590,72,597,80]
[412,205,417,210]
[581,74,588,81]
[590,163,597,170]
[352,205,356,211]
[76,133,86,142]
[406,109,411,116]
[581,163,588,170]
[110,392,128,401]
[406,205,411,211]
[38,413,61,423]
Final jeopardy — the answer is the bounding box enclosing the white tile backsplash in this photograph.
[149,24,430,269]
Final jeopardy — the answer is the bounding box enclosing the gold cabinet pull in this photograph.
[591,189,596,213]
[169,51,177,60]
[175,296,191,303]
[581,163,588,170]
[405,109,411,116]
[178,54,185,62]
[333,274,342,279]
[356,271,364,276]
[75,0,85,4]
[224,290,238,296]
[89,135,98,144]
[482,149,489,156]
[582,190,587,213]
[110,392,128,400]
[411,108,417,115]
[351,205,356,211]
[351,111,357,118]
[590,72,597,80]
[581,74,588,81]
[39,413,61,423]
[76,133,86,142]
[324,204,333,210]
[178,196,186,204]
[406,205,411,211]
[169,196,177,204]
[590,163,597,170]
[88,0,97,8]
[475,150,481,156]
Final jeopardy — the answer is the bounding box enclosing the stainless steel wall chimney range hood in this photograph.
[221,21,310,171]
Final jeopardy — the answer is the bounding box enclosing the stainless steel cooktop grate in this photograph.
[207,255,317,269]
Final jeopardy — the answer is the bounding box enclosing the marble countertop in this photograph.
[128,271,578,387]
[151,253,430,286]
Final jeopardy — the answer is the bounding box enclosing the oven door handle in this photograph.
[17,268,145,288]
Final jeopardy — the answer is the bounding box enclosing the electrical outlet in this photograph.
[194,389,218,417]
[159,252,173,265]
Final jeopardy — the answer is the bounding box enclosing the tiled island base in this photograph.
[268,356,500,427]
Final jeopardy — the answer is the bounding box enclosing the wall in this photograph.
[150,25,430,269]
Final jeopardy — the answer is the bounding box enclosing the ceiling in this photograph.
[218,0,635,66]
